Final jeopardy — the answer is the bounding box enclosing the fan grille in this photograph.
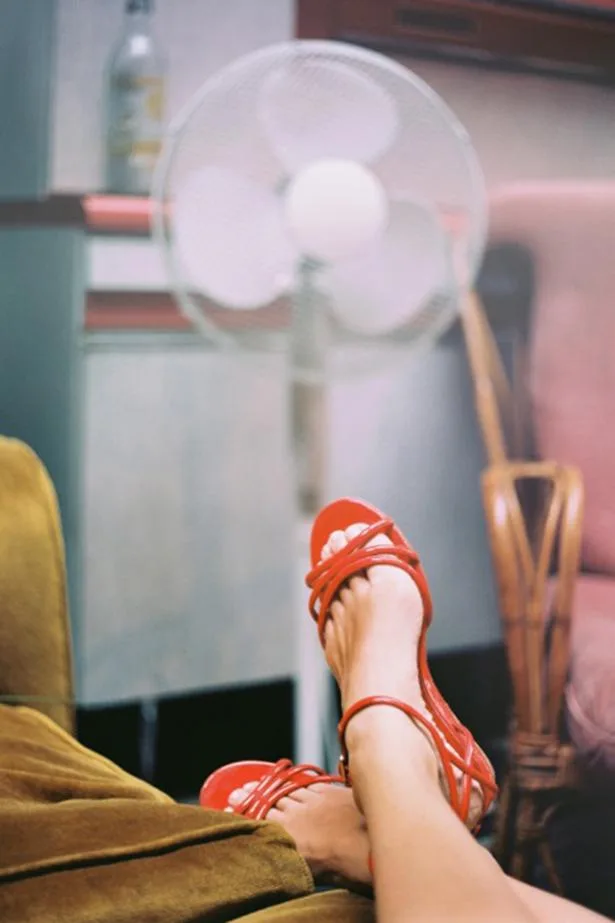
[153,40,486,364]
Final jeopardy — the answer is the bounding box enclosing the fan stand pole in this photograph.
[290,261,339,770]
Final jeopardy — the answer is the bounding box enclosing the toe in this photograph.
[266,806,284,824]
[228,780,257,806]
[228,787,245,807]
[364,528,394,550]
[340,578,369,606]
[277,788,309,808]
[345,521,396,554]
[326,529,350,556]
[321,540,333,560]
[344,522,369,542]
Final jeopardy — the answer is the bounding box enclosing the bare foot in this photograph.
[320,524,428,714]
[319,523,489,829]
[228,778,371,888]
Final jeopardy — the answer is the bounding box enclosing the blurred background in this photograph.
[0,0,614,914]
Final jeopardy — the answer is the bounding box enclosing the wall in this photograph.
[407,56,615,188]
[0,0,56,198]
[52,0,295,192]
[51,0,615,192]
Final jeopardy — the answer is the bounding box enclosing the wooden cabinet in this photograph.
[82,344,294,703]
[297,0,615,82]
[0,196,299,706]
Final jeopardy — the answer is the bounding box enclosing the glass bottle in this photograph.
[104,0,167,195]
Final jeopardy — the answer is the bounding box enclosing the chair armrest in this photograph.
[481,461,584,737]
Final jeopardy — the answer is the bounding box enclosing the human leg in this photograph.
[314,519,536,923]
[263,776,610,922]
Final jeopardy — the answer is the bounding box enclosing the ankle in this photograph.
[343,703,439,783]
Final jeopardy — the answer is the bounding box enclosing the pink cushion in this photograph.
[490,182,615,574]
[567,575,615,770]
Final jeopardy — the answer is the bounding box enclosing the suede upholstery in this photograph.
[0,437,74,733]
[0,705,316,923]
[490,182,615,576]
[0,437,374,922]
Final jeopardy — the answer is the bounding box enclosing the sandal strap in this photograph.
[235,759,343,820]
[305,518,432,645]
[307,519,403,583]
[337,696,498,830]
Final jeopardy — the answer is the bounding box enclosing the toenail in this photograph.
[345,523,368,539]
[328,530,347,552]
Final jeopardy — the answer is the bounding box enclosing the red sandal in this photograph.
[199,758,344,820]
[305,497,498,831]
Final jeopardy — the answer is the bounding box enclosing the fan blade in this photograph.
[323,199,453,337]
[172,165,296,310]
[371,93,486,280]
[258,57,398,172]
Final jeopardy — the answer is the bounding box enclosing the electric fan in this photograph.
[152,40,487,768]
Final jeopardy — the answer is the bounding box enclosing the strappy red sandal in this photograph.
[305,497,498,831]
[199,758,344,820]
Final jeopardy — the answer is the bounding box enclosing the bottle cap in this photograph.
[127,0,152,12]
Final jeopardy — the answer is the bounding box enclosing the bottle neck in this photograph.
[125,0,152,29]
[126,13,151,32]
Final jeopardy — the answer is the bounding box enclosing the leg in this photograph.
[319,523,537,923]
[264,781,608,922]
[510,880,609,923]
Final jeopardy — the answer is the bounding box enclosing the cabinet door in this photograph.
[81,343,295,704]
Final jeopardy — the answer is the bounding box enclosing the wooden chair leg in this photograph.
[510,793,536,883]
[539,837,565,896]
[494,782,567,895]
[492,774,515,869]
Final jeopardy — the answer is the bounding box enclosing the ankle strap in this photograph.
[337,695,497,830]
[337,696,446,782]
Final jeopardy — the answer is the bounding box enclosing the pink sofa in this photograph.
[464,181,615,911]
[487,181,615,773]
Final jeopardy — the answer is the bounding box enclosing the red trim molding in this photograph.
[0,194,154,236]
[86,292,189,331]
[83,195,153,236]
[85,291,291,332]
